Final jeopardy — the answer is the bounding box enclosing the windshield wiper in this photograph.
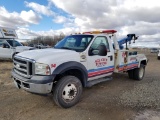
[54,46,75,51]
[61,47,72,50]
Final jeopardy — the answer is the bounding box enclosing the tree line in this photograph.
[24,33,66,47]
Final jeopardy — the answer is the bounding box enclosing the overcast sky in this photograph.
[0,0,160,48]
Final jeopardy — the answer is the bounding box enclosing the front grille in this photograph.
[13,56,35,78]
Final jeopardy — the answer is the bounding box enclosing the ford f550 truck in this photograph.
[0,27,34,59]
[12,30,148,108]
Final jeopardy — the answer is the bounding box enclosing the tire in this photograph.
[53,76,82,108]
[128,69,134,79]
[158,56,160,60]
[133,64,145,80]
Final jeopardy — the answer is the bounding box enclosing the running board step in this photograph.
[86,76,112,87]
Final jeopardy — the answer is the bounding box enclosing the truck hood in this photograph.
[16,48,80,63]
[16,46,35,50]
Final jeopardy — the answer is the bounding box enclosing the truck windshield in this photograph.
[54,35,93,52]
[6,39,23,47]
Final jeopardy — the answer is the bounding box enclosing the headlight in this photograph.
[35,63,51,75]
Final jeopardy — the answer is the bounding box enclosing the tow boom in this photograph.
[118,34,138,49]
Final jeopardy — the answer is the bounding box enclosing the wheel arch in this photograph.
[140,59,147,66]
[52,61,88,87]
[12,52,19,59]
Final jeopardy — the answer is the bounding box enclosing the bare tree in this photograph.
[28,33,66,47]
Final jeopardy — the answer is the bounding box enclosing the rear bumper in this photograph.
[11,70,54,94]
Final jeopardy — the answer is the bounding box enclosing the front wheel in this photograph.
[53,76,82,108]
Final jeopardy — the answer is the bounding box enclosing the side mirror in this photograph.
[97,44,107,56]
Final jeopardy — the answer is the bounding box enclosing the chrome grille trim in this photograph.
[14,60,27,67]
[14,69,29,78]
[14,65,27,72]
[13,56,35,78]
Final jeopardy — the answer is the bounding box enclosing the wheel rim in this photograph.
[62,83,77,101]
[139,67,144,78]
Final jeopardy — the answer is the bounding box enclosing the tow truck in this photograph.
[11,30,148,108]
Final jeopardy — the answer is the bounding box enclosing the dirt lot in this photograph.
[0,51,160,120]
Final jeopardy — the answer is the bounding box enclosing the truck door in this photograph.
[87,36,114,80]
[0,40,12,58]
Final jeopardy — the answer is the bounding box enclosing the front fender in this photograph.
[52,61,88,87]
[138,59,148,67]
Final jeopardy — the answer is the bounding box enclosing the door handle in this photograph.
[108,55,113,61]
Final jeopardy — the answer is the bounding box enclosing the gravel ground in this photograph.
[0,51,160,120]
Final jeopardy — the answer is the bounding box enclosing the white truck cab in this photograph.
[12,30,148,108]
[0,27,34,59]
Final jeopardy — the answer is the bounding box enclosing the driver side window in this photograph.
[89,36,110,56]
[90,36,109,50]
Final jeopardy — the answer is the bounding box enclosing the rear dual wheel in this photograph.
[128,64,145,80]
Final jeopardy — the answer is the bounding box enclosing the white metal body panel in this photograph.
[86,35,115,80]
[17,48,81,73]
[114,50,147,72]
[0,47,13,58]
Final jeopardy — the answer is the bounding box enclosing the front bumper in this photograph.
[12,70,54,94]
